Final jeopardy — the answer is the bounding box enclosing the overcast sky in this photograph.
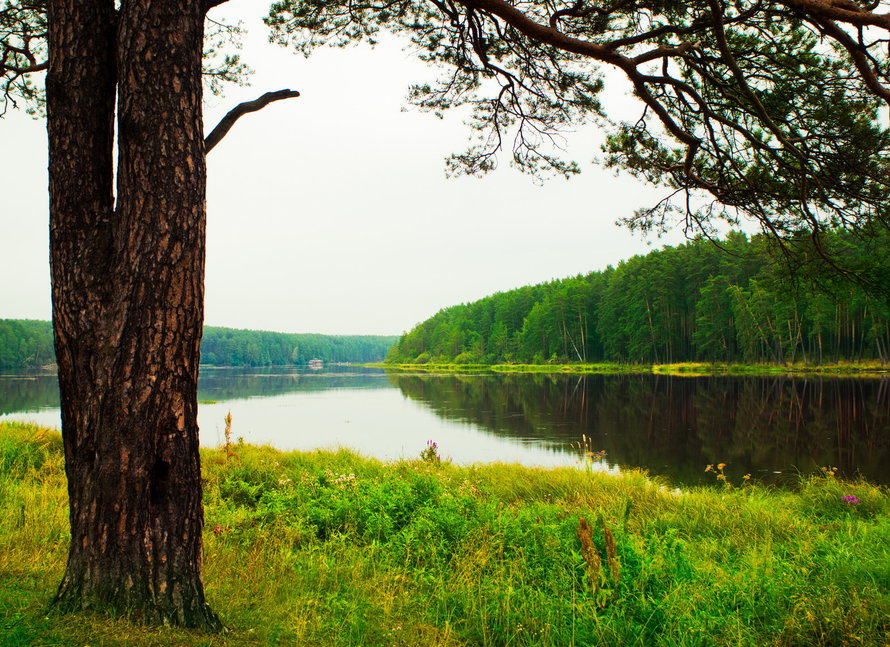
[0,3,691,336]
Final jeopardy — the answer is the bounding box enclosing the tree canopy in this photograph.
[1,1,253,115]
[265,0,890,275]
[7,0,890,272]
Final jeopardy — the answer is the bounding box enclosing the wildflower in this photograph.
[717,463,726,471]
[705,464,714,473]
[841,495,861,506]
[332,473,357,487]
[743,474,751,481]
[420,440,442,464]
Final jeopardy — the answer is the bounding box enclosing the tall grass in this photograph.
[1,420,888,645]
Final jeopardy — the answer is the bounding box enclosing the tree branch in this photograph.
[204,0,230,12]
[204,89,300,154]
[779,0,890,29]
[1,60,46,74]
[459,0,702,153]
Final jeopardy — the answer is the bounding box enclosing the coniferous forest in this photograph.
[0,320,396,369]
[387,232,890,365]
[0,319,54,370]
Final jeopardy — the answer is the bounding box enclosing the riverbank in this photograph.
[1,421,888,645]
[373,360,890,376]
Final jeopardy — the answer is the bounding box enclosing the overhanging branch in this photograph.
[204,88,300,154]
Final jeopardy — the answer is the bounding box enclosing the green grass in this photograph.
[372,361,890,376]
[1,420,889,645]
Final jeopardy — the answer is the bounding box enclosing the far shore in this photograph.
[370,360,890,376]
[6,360,889,378]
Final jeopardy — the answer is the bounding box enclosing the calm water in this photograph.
[1,367,888,486]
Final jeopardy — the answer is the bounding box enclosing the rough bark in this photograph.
[47,0,220,630]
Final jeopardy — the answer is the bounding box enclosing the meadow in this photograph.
[1,420,888,646]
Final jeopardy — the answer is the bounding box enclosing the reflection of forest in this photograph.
[390,373,890,486]
[196,367,391,401]
[0,373,60,414]
[5,369,887,486]
[0,368,392,416]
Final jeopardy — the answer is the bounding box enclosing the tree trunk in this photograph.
[47,0,220,630]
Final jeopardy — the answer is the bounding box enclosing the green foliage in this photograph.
[0,321,397,369]
[0,1,47,116]
[200,327,397,366]
[386,232,890,367]
[0,319,54,370]
[266,0,890,279]
[3,421,889,645]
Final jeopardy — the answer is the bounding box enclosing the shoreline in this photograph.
[370,360,890,377]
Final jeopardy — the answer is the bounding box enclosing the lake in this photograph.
[1,366,888,486]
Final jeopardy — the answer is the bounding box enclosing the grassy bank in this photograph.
[1,421,888,646]
[374,361,890,376]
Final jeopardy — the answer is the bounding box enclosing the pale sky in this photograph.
[0,3,690,336]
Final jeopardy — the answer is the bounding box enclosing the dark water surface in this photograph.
[2,367,887,486]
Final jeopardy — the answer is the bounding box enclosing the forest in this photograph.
[200,326,396,366]
[0,320,396,369]
[387,232,890,366]
[0,319,54,370]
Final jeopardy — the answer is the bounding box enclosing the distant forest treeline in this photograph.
[0,320,396,369]
[200,327,396,366]
[388,232,890,365]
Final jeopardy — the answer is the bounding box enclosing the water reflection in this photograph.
[388,372,890,485]
[2,368,887,485]
[0,367,588,468]
[197,366,392,400]
[0,372,60,415]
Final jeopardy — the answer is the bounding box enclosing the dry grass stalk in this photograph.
[223,411,239,462]
[577,517,602,594]
[601,518,621,586]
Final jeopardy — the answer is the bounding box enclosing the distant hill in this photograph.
[0,320,397,369]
